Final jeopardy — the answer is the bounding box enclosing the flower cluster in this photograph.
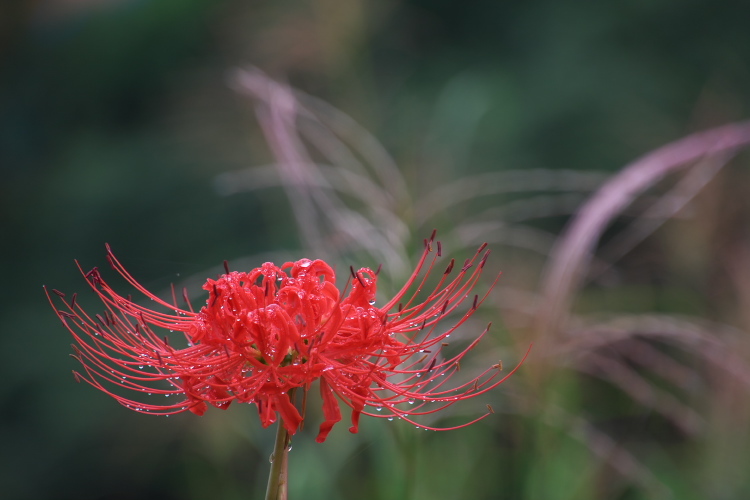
[47,233,524,442]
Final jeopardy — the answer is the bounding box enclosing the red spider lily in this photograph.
[47,232,527,442]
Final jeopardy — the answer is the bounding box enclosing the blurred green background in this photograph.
[3,1,750,499]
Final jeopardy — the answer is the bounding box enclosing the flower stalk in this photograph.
[265,415,291,500]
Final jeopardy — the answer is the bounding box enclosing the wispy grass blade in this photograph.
[535,121,750,339]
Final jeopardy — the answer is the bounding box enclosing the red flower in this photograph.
[47,233,526,442]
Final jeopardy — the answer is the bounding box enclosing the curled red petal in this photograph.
[274,393,303,435]
[189,401,208,416]
[316,378,342,443]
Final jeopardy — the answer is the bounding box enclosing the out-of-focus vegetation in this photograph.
[2,1,750,499]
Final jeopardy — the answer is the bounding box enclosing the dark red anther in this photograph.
[375,263,382,275]
[307,335,318,352]
[437,241,442,257]
[356,273,366,287]
[223,260,230,274]
[444,258,455,275]
[461,259,473,272]
[52,289,65,298]
[430,229,437,241]
[72,371,82,383]
[472,294,478,310]
[58,311,76,319]
[156,352,162,364]
[211,284,220,306]
[479,250,490,268]
[440,300,449,315]
[70,293,77,308]
[96,314,106,327]
[420,319,426,330]
[85,267,99,279]
[182,288,190,304]
[428,358,436,371]
[350,267,366,287]
[398,302,403,313]
[486,404,495,414]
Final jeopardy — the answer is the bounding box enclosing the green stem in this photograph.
[265,419,290,500]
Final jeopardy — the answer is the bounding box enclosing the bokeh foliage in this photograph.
[2,1,750,499]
